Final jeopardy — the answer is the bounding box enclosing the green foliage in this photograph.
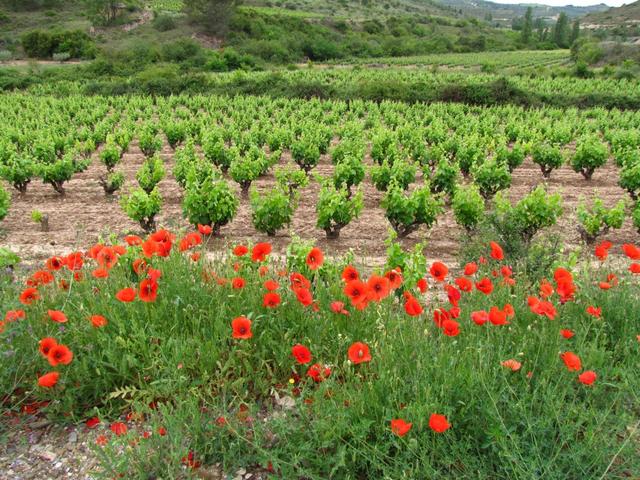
[183,175,238,235]
[136,154,166,194]
[333,156,365,197]
[316,182,363,238]
[99,136,122,172]
[381,183,444,238]
[121,187,162,232]
[163,121,187,149]
[152,13,177,32]
[202,131,234,172]
[250,187,295,236]
[0,183,9,221]
[618,160,640,200]
[37,155,76,195]
[0,247,20,269]
[633,201,640,234]
[291,136,321,173]
[99,171,125,195]
[452,184,485,232]
[494,185,563,244]
[430,159,460,197]
[138,128,163,158]
[229,147,267,194]
[571,136,608,180]
[472,157,511,199]
[576,196,626,244]
[274,163,309,198]
[370,158,416,192]
[495,143,525,172]
[0,154,34,193]
[532,143,564,178]
[173,139,200,188]
[21,29,96,59]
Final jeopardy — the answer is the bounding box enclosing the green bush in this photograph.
[99,171,125,195]
[153,13,176,32]
[291,136,321,173]
[532,143,564,179]
[472,158,511,199]
[37,155,76,195]
[576,196,626,244]
[430,159,460,197]
[570,136,608,180]
[333,156,365,197]
[371,158,416,192]
[452,184,485,232]
[99,136,122,172]
[250,187,296,236]
[136,154,166,194]
[183,177,238,235]
[0,183,9,221]
[121,187,162,232]
[633,201,640,234]
[495,143,525,173]
[619,160,640,200]
[0,153,34,193]
[138,128,163,158]
[316,182,363,238]
[21,29,96,59]
[274,164,309,198]
[381,182,444,238]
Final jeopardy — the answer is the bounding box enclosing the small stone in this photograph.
[68,431,78,443]
[37,450,56,462]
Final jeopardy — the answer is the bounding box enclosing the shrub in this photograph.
[136,154,165,194]
[121,187,162,232]
[456,140,484,177]
[494,185,563,244]
[452,185,485,232]
[153,13,176,31]
[472,158,511,200]
[0,183,9,221]
[576,196,626,244]
[183,177,238,235]
[619,160,640,200]
[202,132,234,172]
[164,121,187,149]
[333,156,365,198]
[381,183,444,238]
[430,159,460,197]
[173,140,200,188]
[37,155,76,195]
[21,29,96,59]
[99,137,122,172]
[291,136,321,173]
[229,150,266,196]
[274,164,309,199]
[138,128,163,158]
[371,158,416,192]
[570,136,608,180]
[0,154,34,193]
[99,171,125,195]
[495,143,525,173]
[532,143,563,179]
[316,182,363,239]
[633,201,640,234]
[250,187,295,236]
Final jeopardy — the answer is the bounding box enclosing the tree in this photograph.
[521,7,533,44]
[553,12,569,48]
[184,0,241,35]
[534,18,545,41]
[83,0,120,25]
[570,18,580,44]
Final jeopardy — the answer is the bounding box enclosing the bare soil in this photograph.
[1,142,637,268]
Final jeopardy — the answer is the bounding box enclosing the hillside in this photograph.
[582,0,640,28]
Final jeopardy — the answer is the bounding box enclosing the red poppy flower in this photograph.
[594,242,611,260]
[471,310,489,326]
[560,329,575,339]
[560,351,582,371]
[622,243,640,260]
[501,359,521,371]
[46,256,64,271]
[142,238,159,258]
[489,241,504,261]
[598,282,611,290]
[385,269,403,289]
[116,287,136,302]
[264,280,279,291]
[19,287,39,305]
[528,297,557,320]
[92,268,109,279]
[586,306,601,318]
[233,244,249,257]
[124,235,143,246]
[306,247,324,270]
[86,417,101,429]
[539,280,554,298]
[404,295,423,316]
[38,371,59,388]
[446,285,461,306]
[95,435,108,446]
[629,263,640,274]
[348,342,371,364]
[433,308,449,328]
[47,344,73,366]
[578,370,596,385]
[5,309,25,322]
[367,275,390,302]
[475,278,494,295]
[291,344,312,364]
[252,243,272,262]
[231,316,252,339]
[442,319,460,337]
[295,288,313,306]
[430,261,449,282]
[344,280,368,306]
[96,247,118,269]
[30,270,55,287]
[330,301,349,316]
[48,310,67,323]
[198,224,213,235]
[489,306,509,325]
[428,413,450,433]
[110,422,128,436]
[464,262,478,276]
[90,315,107,328]
[139,279,158,303]
[65,252,84,271]
[263,292,281,308]
[341,265,359,283]
[390,418,412,437]
[39,337,57,357]
[416,278,428,293]
[554,267,573,284]
[232,277,246,289]
[307,363,331,382]
[454,277,472,292]
[290,272,311,291]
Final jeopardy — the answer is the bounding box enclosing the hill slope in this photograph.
[582,0,640,28]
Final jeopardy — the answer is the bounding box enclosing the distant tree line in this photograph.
[513,7,580,49]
